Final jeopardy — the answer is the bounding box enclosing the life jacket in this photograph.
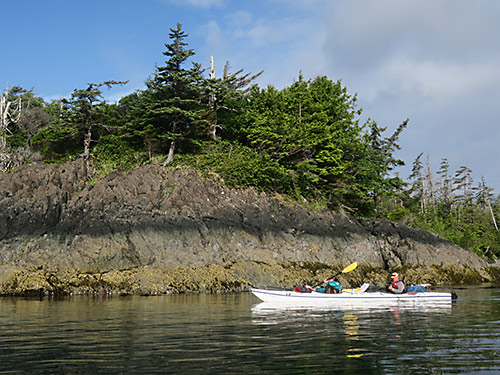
[325,281,342,294]
[390,280,405,293]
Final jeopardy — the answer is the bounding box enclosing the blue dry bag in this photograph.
[406,285,426,293]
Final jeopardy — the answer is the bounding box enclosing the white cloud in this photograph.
[225,11,252,27]
[324,0,500,71]
[203,20,224,49]
[230,17,303,47]
[319,0,500,108]
[307,0,500,190]
[198,9,328,87]
[361,58,500,106]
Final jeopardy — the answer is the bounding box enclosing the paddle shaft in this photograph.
[313,262,358,288]
[313,272,342,288]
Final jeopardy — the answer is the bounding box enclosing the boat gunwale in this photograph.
[251,288,453,301]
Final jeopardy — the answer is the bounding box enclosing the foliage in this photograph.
[202,60,263,141]
[139,23,208,165]
[171,140,293,193]
[236,76,405,214]
[6,22,499,260]
[31,124,81,161]
[385,155,500,260]
[92,135,148,177]
[1,86,47,152]
[64,80,128,162]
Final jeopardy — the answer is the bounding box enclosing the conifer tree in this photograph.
[203,58,263,141]
[144,23,208,165]
[362,119,407,213]
[409,152,425,213]
[239,75,407,213]
[64,80,127,176]
[437,158,453,208]
[454,165,474,204]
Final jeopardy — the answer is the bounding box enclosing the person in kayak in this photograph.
[316,277,342,293]
[387,272,405,294]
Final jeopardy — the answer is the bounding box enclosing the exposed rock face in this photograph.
[0,161,494,295]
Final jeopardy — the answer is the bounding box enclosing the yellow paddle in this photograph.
[313,262,358,288]
[339,261,358,275]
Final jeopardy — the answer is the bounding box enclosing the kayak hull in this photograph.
[251,288,455,306]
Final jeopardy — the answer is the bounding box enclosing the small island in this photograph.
[1,24,498,296]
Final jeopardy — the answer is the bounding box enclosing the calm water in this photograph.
[0,287,499,374]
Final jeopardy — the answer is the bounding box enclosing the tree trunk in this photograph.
[83,123,93,178]
[163,140,176,166]
[0,86,21,153]
[163,121,177,166]
[0,86,21,172]
[83,125,92,161]
[0,94,9,152]
[208,55,218,141]
[426,155,436,209]
[488,200,499,231]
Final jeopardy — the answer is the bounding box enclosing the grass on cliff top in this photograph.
[89,139,329,211]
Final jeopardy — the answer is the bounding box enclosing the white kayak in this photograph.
[251,288,456,306]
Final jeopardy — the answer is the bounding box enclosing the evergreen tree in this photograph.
[31,81,127,173]
[203,58,263,141]
[142,23,208,165]
[436,158,453,208]
[360,119,407,214]
[69,81,127,172]
[408,152,425,213]
[239,75,406,213]
[454,165,474,204]
[241,75,363,205]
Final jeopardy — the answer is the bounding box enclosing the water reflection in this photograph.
[251,299,460,366]
[0,289,498,374]
[250,299,453,321]
[343,313,363,358]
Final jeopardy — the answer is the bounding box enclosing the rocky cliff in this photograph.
[0,160,495,295]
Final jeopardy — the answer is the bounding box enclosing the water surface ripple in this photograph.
[0,288,499,374]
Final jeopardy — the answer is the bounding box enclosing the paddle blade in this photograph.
[314,262,358,288]
[342,262,358,274]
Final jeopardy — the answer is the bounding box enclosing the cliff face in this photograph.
[0,161,493,295]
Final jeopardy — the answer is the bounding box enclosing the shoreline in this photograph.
[1,262,498,297]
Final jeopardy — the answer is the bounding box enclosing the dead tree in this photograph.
[0,85,21,152]
[205,57,263,141]
[0,85,22,171]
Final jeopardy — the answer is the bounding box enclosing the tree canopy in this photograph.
[2,23,498,261]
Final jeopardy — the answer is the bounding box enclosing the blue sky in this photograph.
[3,0,500,194]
